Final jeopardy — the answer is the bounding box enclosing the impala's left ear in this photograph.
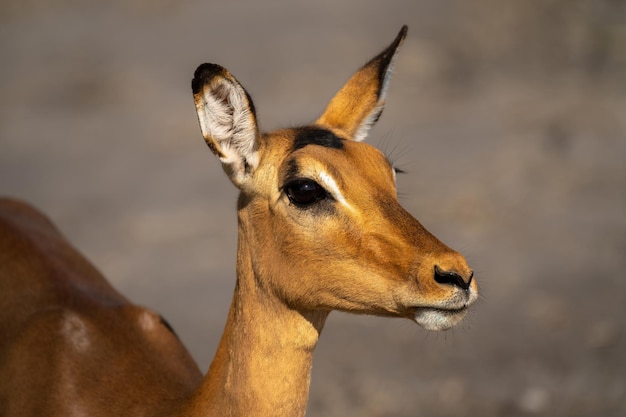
[316,25,407,142]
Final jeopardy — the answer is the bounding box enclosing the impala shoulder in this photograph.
[0,198,59,233]
[122,305,181,339]
[2,308,96,357]
[14,305,180,354]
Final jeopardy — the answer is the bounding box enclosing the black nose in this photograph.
[434,265,473,290]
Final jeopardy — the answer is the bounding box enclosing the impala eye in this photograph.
[284,179,328,207]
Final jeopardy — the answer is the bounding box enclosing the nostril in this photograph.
[434,265,471,290]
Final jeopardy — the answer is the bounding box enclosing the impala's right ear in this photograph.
[192,63,259,189]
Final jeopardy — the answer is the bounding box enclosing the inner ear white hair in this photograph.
[192,63,260,188]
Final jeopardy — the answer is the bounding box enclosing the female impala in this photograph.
[0,26,477,417]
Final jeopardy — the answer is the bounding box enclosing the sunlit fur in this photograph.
[0,26,477,417]
[189,25,477,416]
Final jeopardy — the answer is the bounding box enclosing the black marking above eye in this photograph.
[284,179,328,207]
[292,127,344,151]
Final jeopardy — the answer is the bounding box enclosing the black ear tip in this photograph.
[194,63,225,79]
[394,25,408,47]
[192,63,226,94]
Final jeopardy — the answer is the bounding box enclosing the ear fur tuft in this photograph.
[192,63,259,188]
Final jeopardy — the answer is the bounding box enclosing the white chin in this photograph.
[414,308,467,331]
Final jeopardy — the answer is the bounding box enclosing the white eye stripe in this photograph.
[318,171,352,210]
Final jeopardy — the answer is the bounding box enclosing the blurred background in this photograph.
[1,1,625,416]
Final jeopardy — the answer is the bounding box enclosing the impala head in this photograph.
[192,26,477,331]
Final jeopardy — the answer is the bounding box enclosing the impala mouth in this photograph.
[412,305,470,331]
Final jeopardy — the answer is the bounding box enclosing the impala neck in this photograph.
[187,207,328,417]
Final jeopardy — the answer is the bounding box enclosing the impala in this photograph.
[0,26,477,416]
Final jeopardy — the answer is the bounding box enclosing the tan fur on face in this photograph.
[240,136,476,319]
[0,26,477,417]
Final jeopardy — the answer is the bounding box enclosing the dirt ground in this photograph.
[1,1,625,416]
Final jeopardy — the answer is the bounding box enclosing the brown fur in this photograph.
[0,26,477,417]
